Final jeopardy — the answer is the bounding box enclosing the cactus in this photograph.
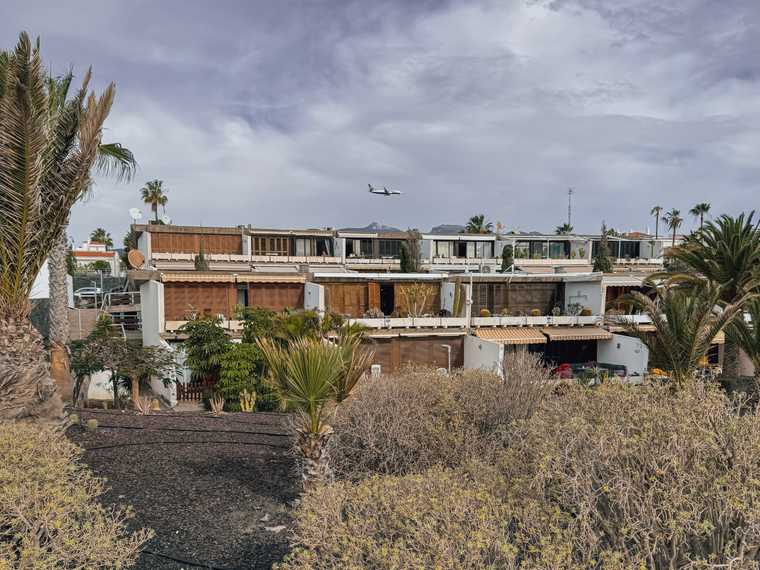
[479,308,491,317]
[580,307,593,317]
[86,419,98,432]
[69,413,80,425]
[531,308,542,317]
[239,389,256,413]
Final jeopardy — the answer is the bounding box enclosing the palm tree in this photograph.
[43,71,135,399]
[727,299,760,387]
[624,283,751,387]
[89,228,113,249]
[555,223,574,235]
[662,208,683,247]
[465,214,493,234]
[141,180,168,223]
[650,205,663,239]
[0,33,117,422]
[666,212,760,377]
[258,336,373,489]
[689,202,711,232]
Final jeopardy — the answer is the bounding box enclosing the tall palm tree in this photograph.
[624,283,751,387]
[689,202,711,232]
[44,72,135,399]
[662,208,683,247]
[666,212,760,377]
[258,336,373,489]
[650,205,663,239]
[141,180,168,223]
[555,223,574,235]
[727,299,760,386]
[0,33,117,422]
[465,214,493,234]
[89,227,113,249]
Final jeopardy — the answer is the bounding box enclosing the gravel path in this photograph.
[68,410,298,569]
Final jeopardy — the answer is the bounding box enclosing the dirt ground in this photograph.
[67,409,299,570]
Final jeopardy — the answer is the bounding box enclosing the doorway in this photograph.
[380,283,395,316]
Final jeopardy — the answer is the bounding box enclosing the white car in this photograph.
[74,286,102,298]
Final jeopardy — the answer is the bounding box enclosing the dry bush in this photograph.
[0,423,151,568]
[286,382,760,569]
[278,467,518,570]
[497,381,760,568]
[330,357,554,480]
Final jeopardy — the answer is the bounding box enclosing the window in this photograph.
[435,241,453,258]
[515,241,530,259]
[295,238,313,256]
[315,238,333,256]
[347,239,373,257]
[548,241,569,259]
[479,242,494,258]
[619,240,641,259]
[253,236,288,256]
[379,239,402,258]
[529,241,547,259]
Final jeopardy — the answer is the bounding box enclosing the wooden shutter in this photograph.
[368,282,381,311]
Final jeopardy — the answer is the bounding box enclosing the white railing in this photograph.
[513,258,590,265]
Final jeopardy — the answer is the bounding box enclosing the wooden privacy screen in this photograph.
[164,283,236,320]
[151,232,242,254]
[248,283,304,311]
[471,282,560,315]
[369,336,464,372]
[368,282,381,311]
[393,283,440,317]
[324,283,369,317]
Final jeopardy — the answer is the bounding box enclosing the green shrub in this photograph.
[279,467,517,570]
[0,423,151,568]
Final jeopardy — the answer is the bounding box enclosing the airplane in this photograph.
[368,183,402,196]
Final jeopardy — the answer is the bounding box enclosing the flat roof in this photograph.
[311,272,447,281]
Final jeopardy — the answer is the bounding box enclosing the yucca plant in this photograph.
[258,336,372,489]
[623,283,752,387]
[0,33,117,422]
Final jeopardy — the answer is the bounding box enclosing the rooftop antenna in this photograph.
[567,188,574,227]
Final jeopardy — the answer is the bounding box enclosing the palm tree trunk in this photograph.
[672,227,676,248]
[0,317,65,423]
[153,203,158,222]
[655,217,659,239]
[48,229,74,402]
[723,339,741,378]
[296,426,334,491]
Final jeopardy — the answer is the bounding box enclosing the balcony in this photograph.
[347,315,602,330]
[514,257,590,266]
[251,255,341,264]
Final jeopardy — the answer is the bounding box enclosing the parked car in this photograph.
[74,286,102,299]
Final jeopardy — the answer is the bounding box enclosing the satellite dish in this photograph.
[129,208,142,221]
[127,249,145,270]
[160,214,172,225]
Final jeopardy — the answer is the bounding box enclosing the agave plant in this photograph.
[0,33,117,422]
[624,283,752,387]
[258,336,373,489]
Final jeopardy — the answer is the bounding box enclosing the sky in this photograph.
[3,0,760,245]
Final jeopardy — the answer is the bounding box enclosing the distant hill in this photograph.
[339,222,402,233]
[429,224,466,235]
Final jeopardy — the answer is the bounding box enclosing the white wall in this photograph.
[334,237,345,262]
[86,370,118,401]
[140,280,165,345]
[565,280,603,315]
[441,282,456,314]
[242,235,252,256]
[305,282,325,314]
[464,335,503,377]
[597,333,649,376]
[738,349,756,377]
[30,260,50,299]
[137,230,152,266]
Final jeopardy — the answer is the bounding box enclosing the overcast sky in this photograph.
[3,0,759,244]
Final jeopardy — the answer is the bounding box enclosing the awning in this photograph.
[235,274,306,284]
[712,330,725,345]
[541,326,612,341]
[607,324,657,333]
[161,272,235,283]
[475,328,547,345]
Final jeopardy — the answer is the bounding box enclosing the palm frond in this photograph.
[0,32,116,318]
[95,142,136,182]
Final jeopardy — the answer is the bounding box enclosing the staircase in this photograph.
[69,291,143,341]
